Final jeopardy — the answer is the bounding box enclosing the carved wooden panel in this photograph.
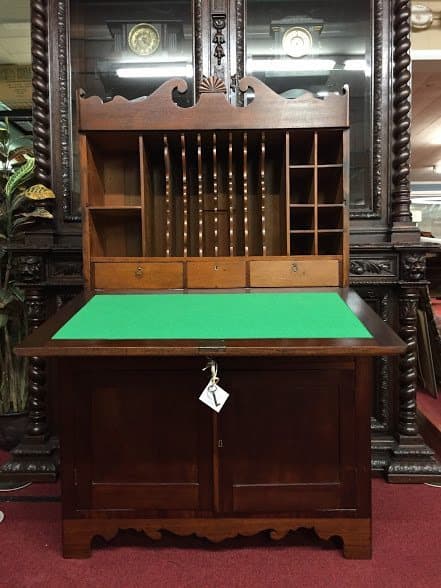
[78,77,349,132]
[350,255,398,281]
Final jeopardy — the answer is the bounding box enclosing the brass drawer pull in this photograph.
[135,266,144,278]
[291,263,298,273]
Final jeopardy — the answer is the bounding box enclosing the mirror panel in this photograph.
[69,0,195,218]
[70,0,194,103]
[245,0,372,211]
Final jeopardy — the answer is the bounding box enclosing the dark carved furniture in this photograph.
[1,0,440,485]
[16,76,405,558]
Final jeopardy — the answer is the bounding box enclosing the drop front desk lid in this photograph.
[15,288,405,357]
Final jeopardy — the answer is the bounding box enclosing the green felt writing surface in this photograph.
[52,293,373,340]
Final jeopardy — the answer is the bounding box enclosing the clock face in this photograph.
[128,23,160,56]
[282,27,313,59]
[411,4,433,29]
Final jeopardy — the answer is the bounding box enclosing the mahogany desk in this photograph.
[16,288,405,559]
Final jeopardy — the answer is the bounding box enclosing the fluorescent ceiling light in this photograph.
[411,198,441,204]
[116,64,193,78]
[316,91,341,98]
[247,58,336,73]
[344,59,367,71]
[411,49,441,60]
[434,162,441,174]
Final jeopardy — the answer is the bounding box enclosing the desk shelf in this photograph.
[88,208,143,258]
[77,81,349,286]
[81,101,348,286]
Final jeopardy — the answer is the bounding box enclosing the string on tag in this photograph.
[203,359,219,389]
[203,359,220,405]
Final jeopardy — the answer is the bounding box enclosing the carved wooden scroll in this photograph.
[78,77,349,132]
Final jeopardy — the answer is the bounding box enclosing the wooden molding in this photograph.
[78,77,349,132]
[63,517,371,559]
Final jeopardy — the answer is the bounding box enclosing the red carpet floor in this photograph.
[0,477,440,588]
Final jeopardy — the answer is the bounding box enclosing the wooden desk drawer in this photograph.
[187,261,246,288]
[249,260,339,287]
[94,262,183,289]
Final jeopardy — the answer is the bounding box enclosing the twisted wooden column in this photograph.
[0,262,58,481]
[0,279,58,481]
[25,289,49,439]
[27,0,51,443]
[0,1,57,483]
[32,0,51,187]
[391,0,411,226]
[387,251,441,482]
[398,287,419,436]
[387,1,439,480]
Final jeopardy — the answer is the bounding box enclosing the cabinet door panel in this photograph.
[74,365,212,513]
[219,366,356,514]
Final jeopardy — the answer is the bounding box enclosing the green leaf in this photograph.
[8,285,25,303]
[5,155,35,199]
[0,290,15,309]
[12,217,34,231]
[8,146,33,164]
[0,313,8,329]
[11,192,26,213]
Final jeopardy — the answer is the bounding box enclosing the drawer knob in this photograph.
[135,266,144,278]
[214,265,220,271]
[291,263,298,273]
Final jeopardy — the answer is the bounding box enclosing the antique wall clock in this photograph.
[127,23,161,56]
[282,26,313,58]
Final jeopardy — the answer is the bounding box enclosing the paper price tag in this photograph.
[199,382,229,413]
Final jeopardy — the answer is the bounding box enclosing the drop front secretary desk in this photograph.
[16,76,405,558]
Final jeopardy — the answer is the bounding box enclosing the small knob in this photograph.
[135,266,144,278]
[291,263,298,273]
[214,265,220,271]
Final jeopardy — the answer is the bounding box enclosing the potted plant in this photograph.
[0,120,55,450]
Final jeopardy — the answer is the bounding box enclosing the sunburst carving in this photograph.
[199,76,227,94]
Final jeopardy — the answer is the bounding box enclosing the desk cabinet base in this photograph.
[58,356,373,559]
[63,517,371,559]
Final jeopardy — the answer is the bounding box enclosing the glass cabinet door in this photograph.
[244,0,372,210]
[69,0,195,213]
[70,0,195,104]
[68,1,374,215]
